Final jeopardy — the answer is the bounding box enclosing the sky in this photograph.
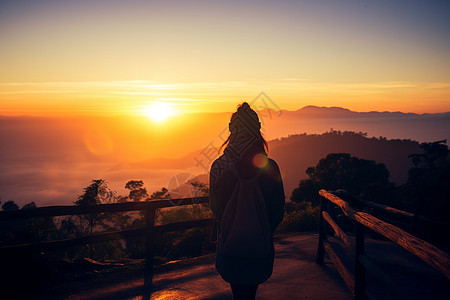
[1,0,449,115]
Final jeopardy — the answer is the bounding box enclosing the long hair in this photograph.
[219,102,269,153]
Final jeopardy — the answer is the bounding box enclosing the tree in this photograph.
[1,200,20,245]
[22,202,57,242]
[189,181,209,199]
[74,179,116,235]
[401,140,450,222]
[2,200,19,211]
[74,179,125,258]
[408,140,448,169]
[291,153,394,206]
[125,180,148,202]
[149,187,169,200]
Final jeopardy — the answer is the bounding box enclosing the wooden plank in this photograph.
[0,227,146,252]
[0,197,210,221]
[358,254,408,300]
[319,190,356,219]
[0,202,147,221]
[354,211,450,280]
[323,240,355,294]
[355,198,414,220]
[322,211,353,251]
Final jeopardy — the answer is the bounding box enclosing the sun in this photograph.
[143,102,175,123]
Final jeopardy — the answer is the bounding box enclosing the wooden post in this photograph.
[316,195,327,264]
[144,206,156,298]
[355,222,366,300]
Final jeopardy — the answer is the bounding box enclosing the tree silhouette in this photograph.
[2,200,19,211]
[149,187,169,200]
[291,153,394,206]
[74,179,116,235]
[22,202,57,243]
[402,140,450,222]
[125,180,148,202]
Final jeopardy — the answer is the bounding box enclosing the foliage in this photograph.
[398,140,450,222]
[73,179,127,258]
[276,203,319,233]
[291,153,394,206]
[22,202,58,242]
[74,179,116,235]
[2,200,19,211]
[157,203,213,225]
[156,182,211,225]
[189,180,210,199]
[149,187,169,200]
[124,180,148,202]
[75,179,116,206]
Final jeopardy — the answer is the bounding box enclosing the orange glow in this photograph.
[0,80,449,116]
[83,129,114,156]
[253,153,269,169]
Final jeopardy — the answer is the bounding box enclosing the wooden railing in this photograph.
[0,197,214,297]
[316,189,450,300]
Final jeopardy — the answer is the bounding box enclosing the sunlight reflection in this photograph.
[149,289,195,300]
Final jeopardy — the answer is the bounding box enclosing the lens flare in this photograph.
[253,153,268,169]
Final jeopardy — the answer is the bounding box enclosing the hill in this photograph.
[268,131,422,199]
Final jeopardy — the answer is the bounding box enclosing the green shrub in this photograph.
[276,203,319,233]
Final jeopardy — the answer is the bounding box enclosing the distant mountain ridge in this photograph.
[268,131,422,200]
[258,105,450,143]
[265,105,450,118]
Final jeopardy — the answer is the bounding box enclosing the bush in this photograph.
[276,203,319,233]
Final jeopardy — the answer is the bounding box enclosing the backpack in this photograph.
[217,164,272,259]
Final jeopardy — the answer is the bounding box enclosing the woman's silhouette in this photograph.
[210,102,285,300]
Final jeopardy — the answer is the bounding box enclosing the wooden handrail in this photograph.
[333,190,414,220]
[317,189,450,300]
[353,211,450,280]
[319,189,450,280]
[319,190,356,219]
[0,196,209,221]
[0,196,213,298]
[323,240,355,292]
[322,211,352,251]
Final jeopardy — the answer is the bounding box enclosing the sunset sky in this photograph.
[1,0,449,116]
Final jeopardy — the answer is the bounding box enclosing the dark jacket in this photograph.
[209,149,285,284]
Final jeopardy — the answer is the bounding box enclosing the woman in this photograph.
[210,102,285,300]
